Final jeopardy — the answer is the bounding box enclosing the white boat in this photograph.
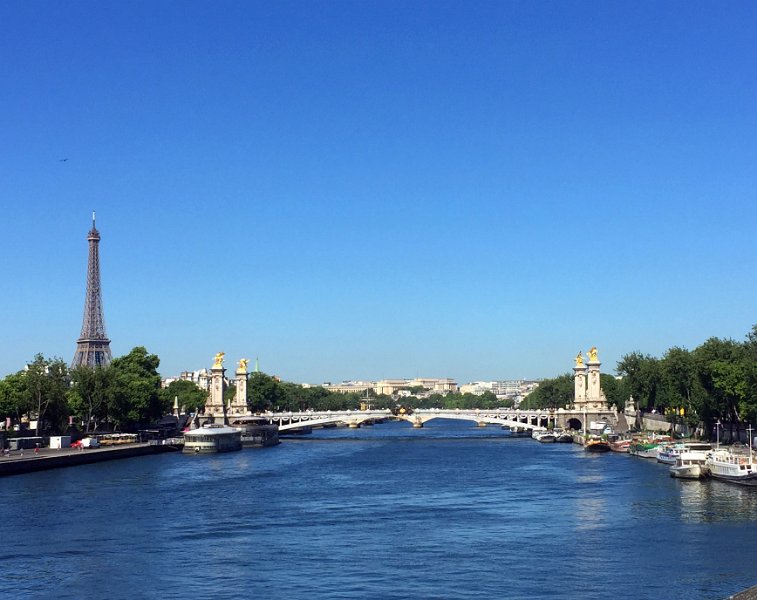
[705,448,757,486]
[183,423,242,454]
[658,442,712,465]
[532,431,556,443]
[669,449,710,479]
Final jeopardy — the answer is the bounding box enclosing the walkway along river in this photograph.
[2,419,757,599]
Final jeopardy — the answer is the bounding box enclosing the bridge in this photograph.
[263,407,619,432]
[263,408,549,432]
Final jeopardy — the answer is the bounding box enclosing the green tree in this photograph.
[657,347,706,427]
[69,365,113,433]
[741,325,757,425]
[520,375,573,410]
[24,354,70,435]
[694,336,747,432]
[108,347,165,430]
[0,373,27,424]
[159,379,208,414]
[599,373,625,410]
[248,372,284,412]
[616,352,661,411]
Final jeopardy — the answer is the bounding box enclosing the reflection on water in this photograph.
[678,479,757,522]
[576,497,608,531]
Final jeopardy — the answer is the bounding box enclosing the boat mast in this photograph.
[748,424,753,465]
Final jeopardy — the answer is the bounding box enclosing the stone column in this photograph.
[231,359,249,417]
[573,354,587,410]
[204,353,227,424]
[586,346,601,409]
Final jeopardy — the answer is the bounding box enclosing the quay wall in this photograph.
[0,444,169,478]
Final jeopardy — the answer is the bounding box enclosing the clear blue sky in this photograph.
[1,1,755,384]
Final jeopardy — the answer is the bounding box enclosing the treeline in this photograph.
[522,325,757,435]
[244,372,512,413]
[5,325,754,436]
[0,347,189,434]
[1,347,515,435]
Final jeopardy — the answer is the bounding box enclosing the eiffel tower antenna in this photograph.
[71,214,112,368]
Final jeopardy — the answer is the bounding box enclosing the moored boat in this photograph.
[533,431,556,443]
[183,424,242,454]
[660,441,712,464]
[609,439,631,453]
[555,431,574,443]
[669,450,709,479]
[584,436,611,452]
[628,441,660,458]
[230,416,280,448]
[705,448,757,486]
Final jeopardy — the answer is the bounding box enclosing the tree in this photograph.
[657,347,706,427]
[694,337,747,432]
[520,375,573,410]
[599,374,625,410]
[159,379,208,414]
[248,372,284,412]
[616,352,661,411]
[0,373,27,425]
[69,365,113,433]
[107,347,165,430]
[24,354,69,435]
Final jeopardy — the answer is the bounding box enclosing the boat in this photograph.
[555,431,574,443]
[609,439,631,452]
[657,442,684,464]
[183,424,242,454]
[669,450,709,479]
[532,431,556,443]
[629,435,672,459]
[628,441,660,458]
[658,442,711,465]
[705,448,757,486]
[584,436,611,452]
[230,416,280,448]
[607,433,631,453]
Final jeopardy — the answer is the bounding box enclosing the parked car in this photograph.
[81,437,100,448]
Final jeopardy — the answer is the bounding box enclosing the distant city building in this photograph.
[459,380,539,400]
[162,369,213,391]
[322,378,458,396]
[322,381,374,394]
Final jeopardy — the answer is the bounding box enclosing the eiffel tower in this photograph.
[71,212,112,368]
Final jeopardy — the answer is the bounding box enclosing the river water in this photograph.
[2,419,757,599]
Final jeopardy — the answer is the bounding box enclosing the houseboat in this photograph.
[183,424,242,454]
[230,416,280,448]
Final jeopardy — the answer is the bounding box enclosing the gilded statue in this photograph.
[588,346,598,362]
[238,358,249,372]
[575,352,584,367]
[213,352,225,368]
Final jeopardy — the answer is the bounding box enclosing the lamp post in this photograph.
[715,419,721,449]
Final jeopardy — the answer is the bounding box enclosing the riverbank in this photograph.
[730,584,757,599]
[0,442,176,477]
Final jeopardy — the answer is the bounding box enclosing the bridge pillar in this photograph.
[477,421,487,427]
[412,421,423,428]
[348,422,360,429]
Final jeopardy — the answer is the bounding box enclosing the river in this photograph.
[2,419,757,599]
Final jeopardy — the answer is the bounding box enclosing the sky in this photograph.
[1,1,755,384]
